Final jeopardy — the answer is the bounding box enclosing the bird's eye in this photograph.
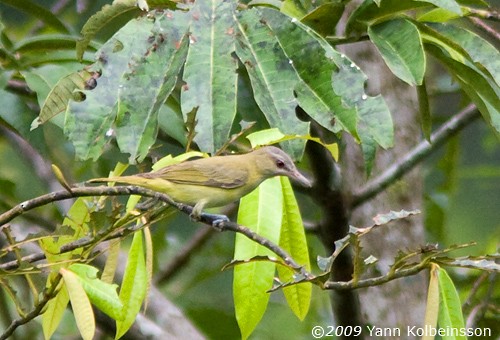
[276,160,285,168]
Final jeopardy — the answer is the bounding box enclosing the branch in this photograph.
[351,104,480,209]
[0,185,313,279]
[323,260,429,291]
[0,275,62,340]
[468,16,500,41]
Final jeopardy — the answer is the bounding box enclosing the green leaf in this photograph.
[60,268,95,340]
[437,267,466,340]
[417,8,464,22]
[423,264,440,340]
[1,0,69,33]
[417,80,431,141]
[234,177,283,339]
[277,177,311,320]
[246,128,339,161]
[68,263,124,321]
[66,10,190,161]
[300,3,344,36]
[30,69,93,129]
[181,0,238,154]
[416,0,462,14]
[22,64,81,110]
[235,9,309,159]
[114,15,190,163]
[42,282,69,340]
[368,18,425,86]
[429,23,500,87]
[346,0,431,35]
[427,45,500,134]
[116,231,147,339]
[76,2,139,61]
[101,240,121,284]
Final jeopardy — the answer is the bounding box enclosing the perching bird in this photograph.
[89,146,311,220]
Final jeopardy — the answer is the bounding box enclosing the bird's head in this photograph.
[253,146,311,187]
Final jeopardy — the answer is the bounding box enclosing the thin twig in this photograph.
[468,16,500,41]
[351,104,479,209]
[324,260,429,291]
[0,275,62,340]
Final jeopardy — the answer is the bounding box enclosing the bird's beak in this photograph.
[291,170,312,188]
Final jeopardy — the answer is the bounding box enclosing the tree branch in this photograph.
[0,185,313,279]
[351,104,480,209]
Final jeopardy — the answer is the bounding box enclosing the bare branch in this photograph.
[351,104,480,209]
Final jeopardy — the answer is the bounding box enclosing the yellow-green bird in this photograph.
[90,146,311,220]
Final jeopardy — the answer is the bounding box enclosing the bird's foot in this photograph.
[200,213,230,231]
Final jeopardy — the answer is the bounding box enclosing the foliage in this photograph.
[0,0,498,339]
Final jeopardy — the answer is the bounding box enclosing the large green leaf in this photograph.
[116,231,147,339]
[437,267,466,340]
[277,177,311,320]
[114,14,190,162]
[66,10,190,161]
[368,18,425,86]
[235,9,309,159]
[234,177,283,339]
[181,0,238,154]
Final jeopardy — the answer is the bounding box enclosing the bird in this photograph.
[89,146,311,221]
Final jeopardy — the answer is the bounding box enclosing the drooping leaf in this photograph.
[116,231,147,339]
[181,0,238,154]
[423,264,440,340]
[277,177,311,320]
[368,18,425,86]
[68,263,124,321]
[234,177,283,339]
[101,240,121,284]
[437,267,466,339]
[60,268,95,340]
[426,45,500,134]
[417,79,432,141]
[428,23,500,87]
[42,281,69,340]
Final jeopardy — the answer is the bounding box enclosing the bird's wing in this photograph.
[144,160,248,189]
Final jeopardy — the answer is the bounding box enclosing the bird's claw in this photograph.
[198,213,229,231]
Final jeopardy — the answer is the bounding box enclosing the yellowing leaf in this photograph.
[60,268,95,340]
